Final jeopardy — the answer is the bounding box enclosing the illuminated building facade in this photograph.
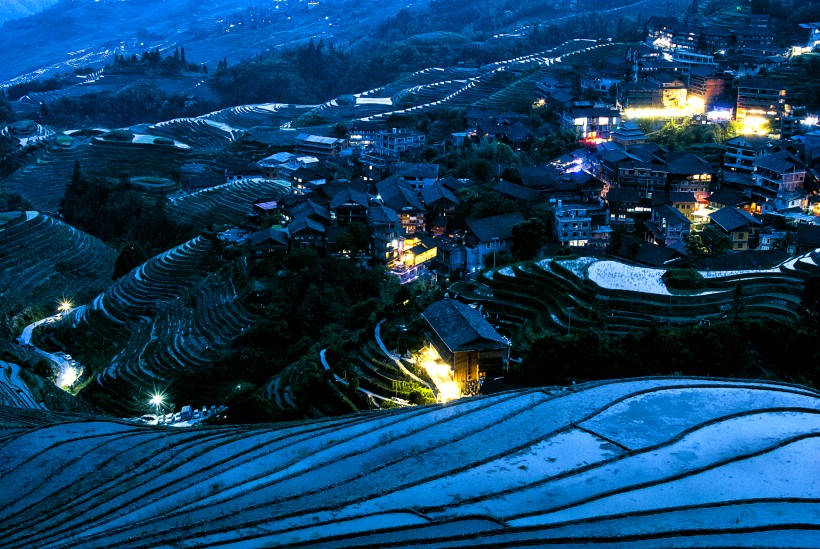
[421,299,510,395]
[736,79,787,120]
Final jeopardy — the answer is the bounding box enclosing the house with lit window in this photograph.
[329,187,369,226]
[295,133,346,158]
[645,204,691,246]
[391,162,439,192]
[376,176,426,234]
[559,104,621,140]
[360,128,426,170]
[653,191,700,221]
[288,216,327,249]
[666,153,712,199]
[420,181,459,235]
[552,201,594,247]
[617,81,664,110]
[369,204,401,265]
[606,187,642,231]
[724,135,772,173]
[687,66,726,106]
[798,23,820,52]
[464,212,525,273]
[736,79,787,121]
[421,298,510,395]
[394,234,437,283]
[648,73,688,108]
[709,207,761,251]
[752,150,807,213]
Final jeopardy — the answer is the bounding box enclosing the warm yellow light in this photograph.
[686,96,705,114]
[740,116,768,135]
[416,345,461,404]
[624,106,697,119]
[58,301,72,313]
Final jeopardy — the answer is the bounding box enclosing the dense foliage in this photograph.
[513,318,820,389]
[41,83,213,128]
[60,162,193,253]
[210,250,390,386]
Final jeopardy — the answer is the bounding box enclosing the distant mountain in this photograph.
[0,0,59,26]
[0,0,431,85]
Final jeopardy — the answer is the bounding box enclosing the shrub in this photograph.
[663,268,705,291]
[101,129,134,142]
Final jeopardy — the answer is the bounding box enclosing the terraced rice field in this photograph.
[0,377,816,547]
[0,211,116,316]
[169,177,290,227]
[0,361,43,410]
[463,251,819,345]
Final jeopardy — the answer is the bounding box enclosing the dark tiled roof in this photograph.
[755,151,800,173]
[376,176,425,211]
[288,216,326,235]
[725,135,771,149]
[421,182,459,206]
[611,235,685,267]
[493,180,540,202]
[606,188,640,203]
[710,207,761,232]
[737,78,785,90]
[247,228,289,248]
[666,152,711,175]
[330,187,369,210]
[653,191,698,204]
[291,200,330,222]
[368,203,399,225]
[720,172,755,188]
[655,204,691,226]
[519,165,562,188]
[439,176,470,193]
[422,298,509,353]
[466,212,526,243]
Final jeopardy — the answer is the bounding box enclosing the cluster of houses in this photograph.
[224,12,820,279]
[241,112,818,279]
[536,13,820,142]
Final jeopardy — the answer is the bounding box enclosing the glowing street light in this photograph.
[149,393,165,415]
[58,300,72,313]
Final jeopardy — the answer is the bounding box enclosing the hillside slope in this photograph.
[0,377,817,548]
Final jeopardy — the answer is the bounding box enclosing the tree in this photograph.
[336,221,370,256]
[686,226,732,258]
[512,217,547,260]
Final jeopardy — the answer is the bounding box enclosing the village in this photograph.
[222,16,820,290]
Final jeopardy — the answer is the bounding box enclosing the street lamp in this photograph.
[567,307,575,336]
[58,300,72,313]
[491,237,499,270]
[150,393,164,415]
